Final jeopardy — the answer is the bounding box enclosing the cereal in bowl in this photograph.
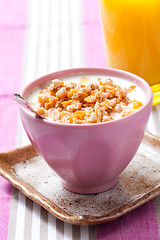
[29,76,144,124]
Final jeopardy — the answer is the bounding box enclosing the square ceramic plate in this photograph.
[0,132,160,225]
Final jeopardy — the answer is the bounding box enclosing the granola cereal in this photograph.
[28,76,144,124]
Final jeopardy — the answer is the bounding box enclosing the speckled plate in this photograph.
[0,132,160,225]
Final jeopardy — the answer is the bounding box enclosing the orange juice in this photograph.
[99,0,160,86]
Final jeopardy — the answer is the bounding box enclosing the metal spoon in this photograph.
[13,93,44,119]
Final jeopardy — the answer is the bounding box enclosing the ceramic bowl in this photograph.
[20,68,153,194]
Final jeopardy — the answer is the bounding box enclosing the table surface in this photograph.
[1,0,160,239]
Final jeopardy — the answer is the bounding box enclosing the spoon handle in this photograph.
[13,93,44,119]
[151,83,160,106]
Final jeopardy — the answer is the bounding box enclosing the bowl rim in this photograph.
[21,67,153,128]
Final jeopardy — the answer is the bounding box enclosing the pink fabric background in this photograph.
[0,0,28,239]
[82,0,160,239]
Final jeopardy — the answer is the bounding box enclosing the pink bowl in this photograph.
[20,68,153,194]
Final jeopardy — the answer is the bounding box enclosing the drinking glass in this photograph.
[99,0,160,105]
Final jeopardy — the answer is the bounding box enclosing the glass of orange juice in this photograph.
[99,0,160,105]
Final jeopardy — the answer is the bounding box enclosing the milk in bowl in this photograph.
[28,75,146,124]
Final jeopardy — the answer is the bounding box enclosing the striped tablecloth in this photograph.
[1,0,160,239]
